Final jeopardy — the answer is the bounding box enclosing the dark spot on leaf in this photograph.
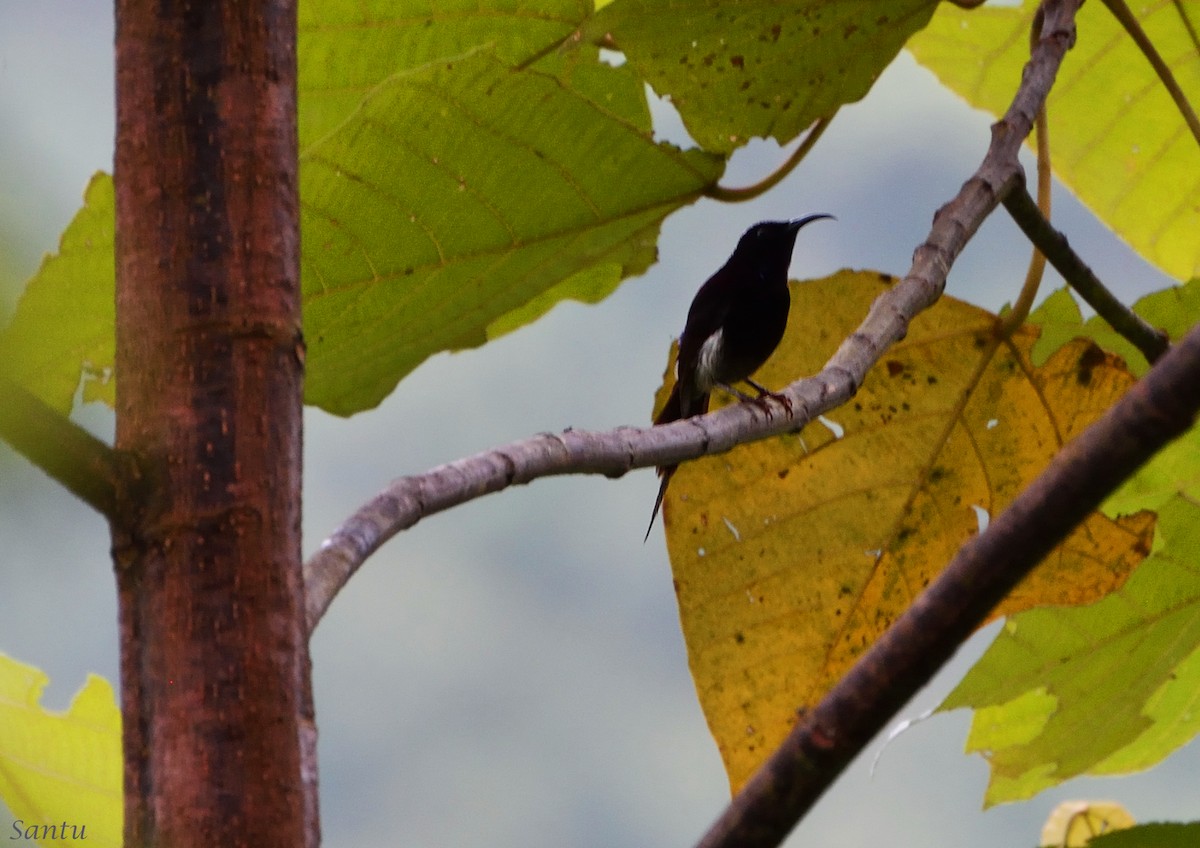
[731,55,744,69]
[1077,342,1107,385]
[926,375,938,385]
[734,632,746,644]
[929,466,948,482]
[771,23,782,41]
[777,468,789,479]
[886,360,905,377]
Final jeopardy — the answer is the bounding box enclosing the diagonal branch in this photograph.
[0,377,129,517]
[302,0,1080,637]
[694,287,1200,848]
[1003,185,1171,364]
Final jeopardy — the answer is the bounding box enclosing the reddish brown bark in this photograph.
[112,2,312,845]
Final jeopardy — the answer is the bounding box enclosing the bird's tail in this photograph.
[646,382,711,542]
[644,465,676,543]
[645,382,683,542]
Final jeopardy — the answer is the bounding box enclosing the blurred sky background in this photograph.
[1,2,1195,846]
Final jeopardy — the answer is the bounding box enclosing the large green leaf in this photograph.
[0,0,723,416]
[590,0,939,154]
[941,497,1200,806]
[298,0,590,147]
[908,0,1200,281]
[301,46,719,413]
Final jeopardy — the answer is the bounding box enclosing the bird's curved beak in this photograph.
[788,213,836,232]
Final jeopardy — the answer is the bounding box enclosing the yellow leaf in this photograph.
[0,653,121,846]
[656,271,1154,791]
[1040,800,1136,847]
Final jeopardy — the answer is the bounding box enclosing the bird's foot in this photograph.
[744,378,793,420]
[753,391,793,420]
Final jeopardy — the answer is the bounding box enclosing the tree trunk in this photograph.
[111,2,314,845]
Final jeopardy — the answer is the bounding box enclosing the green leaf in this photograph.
[1087,823,1200,848]
[942,497,1200,806]
[908,1,1200,281]
[591,0,940,154]
[0,174,115,413]
[0,653,122,846]
[1030,280,1200,378]
[297,0,591,147]
[1028,282,1200,515]
[301,47,720,413]
[2,1,724,417]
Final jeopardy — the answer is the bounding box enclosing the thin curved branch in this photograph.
[0,377,128,517]
[1101,0,1200,149]
[303,0,1077,634]
[1003,185,1170,364]
[705,115,836,203]
[304,368,858,632]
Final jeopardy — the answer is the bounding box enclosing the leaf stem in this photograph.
[706,115,836,203]
[1002,105,1052,335]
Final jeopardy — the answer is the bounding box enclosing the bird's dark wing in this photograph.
[674,263,737,415]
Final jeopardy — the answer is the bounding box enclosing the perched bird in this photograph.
[646,214,834,541]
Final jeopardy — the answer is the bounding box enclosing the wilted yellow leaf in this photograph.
[655,271,1153,790]
[1041,800,1135,847]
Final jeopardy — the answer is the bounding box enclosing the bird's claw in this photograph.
[752,391,793,420]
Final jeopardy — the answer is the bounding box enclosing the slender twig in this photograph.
[694,296,1200,848]
[1000,3,1054,335]
[706,115,836,203]
[1002,105,1051,335]
[1003,186,1170,364]
[0,378,127,517]
[1101,0,1200,149]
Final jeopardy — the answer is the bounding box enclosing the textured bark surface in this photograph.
[112,2,312,845]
